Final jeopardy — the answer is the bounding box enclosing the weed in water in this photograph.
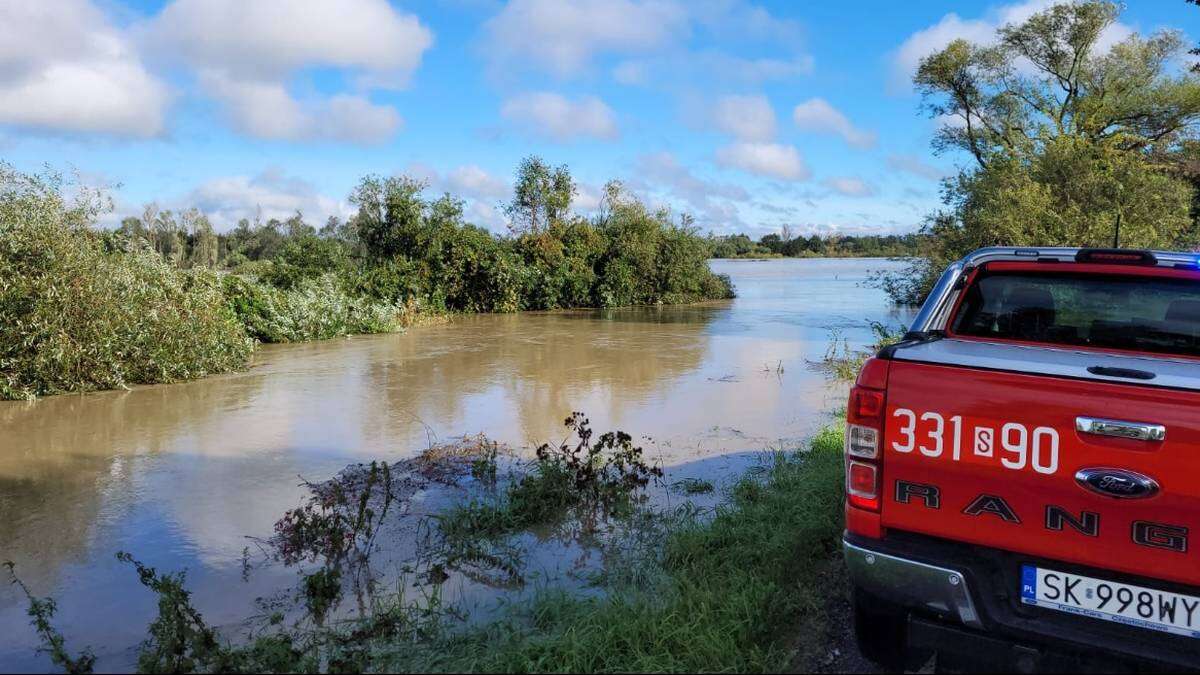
[813,321,904,381]
[4,562,95,674]
[116,552,228,674]
[439,413,663,543]
[670,477,716,495]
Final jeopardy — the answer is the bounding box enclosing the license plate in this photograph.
[1021,565,1200,638]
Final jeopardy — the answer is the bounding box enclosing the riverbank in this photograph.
[8,419,849,674]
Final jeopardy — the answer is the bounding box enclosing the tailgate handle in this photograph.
[1086,365,1155,380]
[1076,417,1166,442]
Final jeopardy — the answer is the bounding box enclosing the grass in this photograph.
[379,424,847,673]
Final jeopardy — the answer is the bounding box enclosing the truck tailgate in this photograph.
[882,346,1200,588]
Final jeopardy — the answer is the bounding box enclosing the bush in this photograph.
[592,184,734,307]
[258,234,348,290]
[222,273,402,343]
[0,168,253,400]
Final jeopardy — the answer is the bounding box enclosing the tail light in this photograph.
[845,358,887,514]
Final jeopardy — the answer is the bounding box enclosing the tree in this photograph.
[189,213,219,268]
[1189,0,1200,72]
[505,156,574,234]
[883,0,1200,304]
[349,174,426,261]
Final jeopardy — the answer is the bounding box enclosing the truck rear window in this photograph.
[951,271,1200,357]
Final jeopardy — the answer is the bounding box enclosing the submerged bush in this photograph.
[222,273,402,343]
[0,168,253,400]
[440,413,663,542]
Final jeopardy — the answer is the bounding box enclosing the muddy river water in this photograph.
[0,258,912,671]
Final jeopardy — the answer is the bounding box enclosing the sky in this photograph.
[0,0,1196,237]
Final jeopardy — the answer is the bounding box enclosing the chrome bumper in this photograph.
[844,537,983,629]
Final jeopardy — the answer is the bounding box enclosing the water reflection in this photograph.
[0,258,912,672]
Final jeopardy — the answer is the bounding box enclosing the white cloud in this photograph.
[713,94,776,142]
[446,165,510,200]
[698,53,814,82]
[482,0,813,87]
[183,168,350,230]
[408,163,510,201]
[501,92,619,142]
[398,163,512,231]
[791,98,876,149]
[888,0,1133,92]
[688,0,805,44]
[467,200,507,231]
[715,142,809,181]
[574,182,605,212]
[483,0,688,78]
[631,152,750,229]
[887,154,947,181]
[0,1,169,136]
[824,176,876,198]
[144,0,433,87]
[615,51,813,89]
[201,72,402,144]
[639,151,750,203]
[143,0,431,143]
[613,60,651,86]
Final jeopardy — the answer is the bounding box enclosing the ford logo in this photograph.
[1074,468,1160,499]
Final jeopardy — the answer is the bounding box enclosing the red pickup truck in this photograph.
[844,247,1200,672]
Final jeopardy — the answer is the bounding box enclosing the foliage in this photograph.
[116,553,232,674]
[340,168,732,312]
[670,477,715,495]
[5,562,96,674]
[592,182,734,306]
[506,157,575,235]
[222,274,402,343]
[879,0,1200,304]
[274,461,398,571]
[259,234,347,290]
[3,156,733,398]
[0,166,254,400]
[439,413,663,541]
[816,321,906,382]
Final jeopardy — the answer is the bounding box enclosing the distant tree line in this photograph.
[708,230,924,259]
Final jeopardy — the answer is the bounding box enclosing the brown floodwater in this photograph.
[0,258,912,672]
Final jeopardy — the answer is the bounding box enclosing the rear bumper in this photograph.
[844,532,1200,672]
[843,538,981,628]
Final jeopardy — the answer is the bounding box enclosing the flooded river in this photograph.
[0,258,912,671]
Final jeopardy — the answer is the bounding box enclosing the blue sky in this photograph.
[0,0,1196,236]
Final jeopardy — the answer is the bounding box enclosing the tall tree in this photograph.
[506,156,574,234]
[883,0,1200,304]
